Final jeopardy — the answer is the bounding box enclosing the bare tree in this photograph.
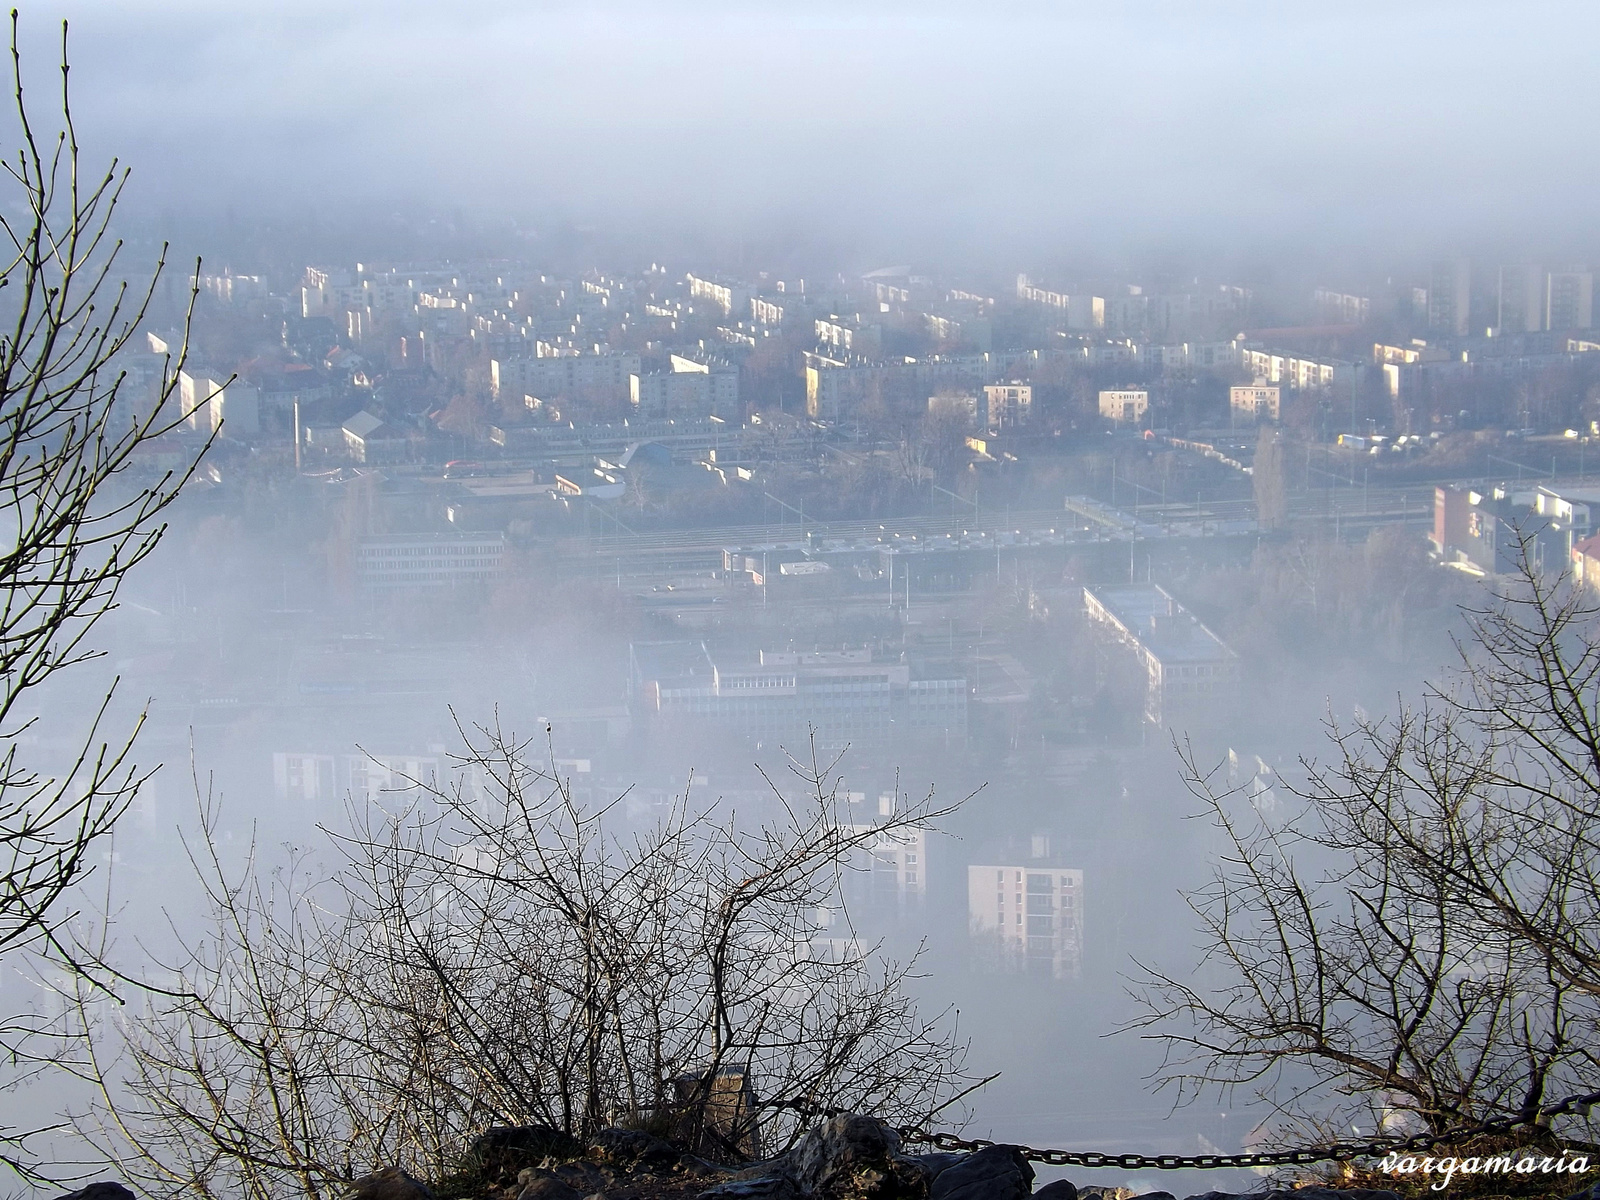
[70,728,979,1199]
[1252,425,1288,532]
[1131,537,1600,1143]
[0,8,202,1154]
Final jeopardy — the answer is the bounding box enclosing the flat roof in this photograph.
[1086,584,1235,664]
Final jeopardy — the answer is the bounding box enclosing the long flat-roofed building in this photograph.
[1083,584,1239,726]
[630,642,966,750]
[357,532,507,592]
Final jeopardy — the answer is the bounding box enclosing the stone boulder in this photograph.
[788,1115,929,1200]
[1033,1180,1078,1200]
[344,1165,436,1200]
[516,1174,584,1200]
[904,1154,966,1183]
[927,1145,1032,1200]
[700,1175,806,1200]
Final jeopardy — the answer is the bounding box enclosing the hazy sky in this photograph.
[19,1,1600,264]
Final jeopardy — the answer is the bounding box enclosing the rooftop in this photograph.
[1085,584,1235,664]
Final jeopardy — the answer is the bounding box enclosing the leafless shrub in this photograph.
[0,12,204,1179]
[69,727,980,1199]
[1130,536,1600,1142]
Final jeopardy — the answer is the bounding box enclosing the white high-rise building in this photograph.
[968,863,1084,979]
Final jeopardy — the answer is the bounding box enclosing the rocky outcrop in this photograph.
[345,1165,438,1200]
[787,1115,928,1200]
[926,1144,1032,1200]
[42,1113,1436,1200]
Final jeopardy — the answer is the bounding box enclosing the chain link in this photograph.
[762,1088,1600,1171]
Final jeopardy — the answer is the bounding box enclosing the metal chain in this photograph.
[763,1088,1600,1171]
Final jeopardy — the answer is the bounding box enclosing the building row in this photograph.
[1083,584,1240,727]
[629,642,967,751]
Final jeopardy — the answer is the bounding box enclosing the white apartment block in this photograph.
[687,273,746,317]
[804,353,998,423]
[491,352,641,401]
[844,823,928,908]
[1238,347,1350,391]
[1230,384,1281,423]
[750,297,785,325]
[177,369,260,437]
[1016,274,1069,309]
[815,318,855,353]
[1312,288,1370,324]
[968,864,1084,979]
[275,751,446,806]
[1098,389,1148,424]
[356,532,507,592]
[982,382,1032,431]
[1084,340,1140,367]
[301,266,416,321]
[630,356,740,419]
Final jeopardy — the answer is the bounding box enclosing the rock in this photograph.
[927,1145,1032,1200]
[790,1115,928,1200]
[344,1166,437,1200]
[1567,1185,1600,1200]
[1180,1191,1399,1200]
[550,1162,613,1192]
[517,1177,583,1200]
[681,1154,740,1178]
[1033,1181,1078,1200]
[51,1185,136,1200]
[728,1157,799,1182]
[905,1154,965,1182]
[587,1127,684,1172]
[1131,1192,1174,1200]
[699,1175,806,1200]
[471,1126,586,1181]
[1078,1189,1134,1200]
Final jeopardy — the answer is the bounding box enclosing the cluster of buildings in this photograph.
[1432,481,1600,580]
[162,250,1600,498]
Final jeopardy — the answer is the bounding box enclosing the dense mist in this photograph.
[23,0,1600,263]
[1,3,1598,1196]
